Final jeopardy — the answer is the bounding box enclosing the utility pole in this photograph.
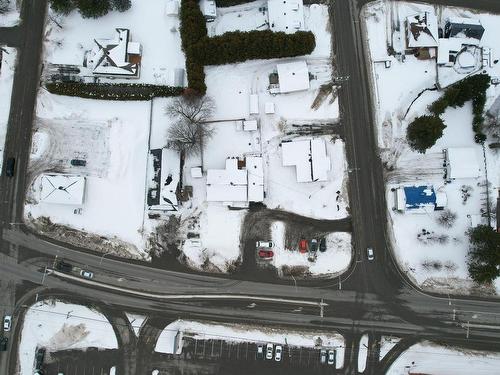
[320,299,324,318]
[339,276,342,290]
[466,321,470,339]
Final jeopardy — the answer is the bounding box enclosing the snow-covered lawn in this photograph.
[364,1,500,294]
[125,312,147,337]
[25,91,150,259]
[43,0,185,85]
[155,319,345,368]
[270,221,352,276]
[358,334,368,373]
[0,1,20,27]
[18,300,118,375]
[379,336,400,360]
[386,341,500,375]
[0,46,16,174]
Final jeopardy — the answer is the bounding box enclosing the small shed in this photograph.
[276,61,310,94]
[249,94,259,114]
[444,147,481,180]
[200,0,217,21]
[165,0,179,16]
[395,185,446,213]
[243,120,258,131]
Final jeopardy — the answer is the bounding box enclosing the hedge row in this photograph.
[180,0,208,94]
[46,82,183,100]
[215,0,255,7]
[189,30,316,66]
[429,74,491,143]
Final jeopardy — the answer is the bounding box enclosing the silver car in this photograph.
[367,247,374,261]
[3,315,11,331]
[266,343,273,360]
[80,270,94,279]
[274,345,282,362]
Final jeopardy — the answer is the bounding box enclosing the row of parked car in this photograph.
[0,315,12,352]
[255,343,336,365]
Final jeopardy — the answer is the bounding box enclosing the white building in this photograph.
[444,147,481,180]
[206,157,264,204]
[267,0,305,34]
[282,138,330,183]
[40,174,86,205]
[271,61,310,94]
[87,28,142,78]
[406,12,439,48]
[200,0,217,22]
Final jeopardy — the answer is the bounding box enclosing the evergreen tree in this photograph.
[76,0,110,18]
[111,0,131,12]
[406,115,446,153]
[49,0,76,15]
[467,225,500,284]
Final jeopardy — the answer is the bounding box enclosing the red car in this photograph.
[299,239,308,253]
[258,249,274,259]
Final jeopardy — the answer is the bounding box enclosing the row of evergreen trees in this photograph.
[49,0,131,18]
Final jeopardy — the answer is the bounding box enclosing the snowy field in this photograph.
[25,91,150,259]
[0,46,16,174]
[155,319,345,369]
[125,312,147,337]
[364,1,500,294]
[357,334,368,373]
[18,300,118,375]
[43,0,185,85]
[271,221,352,276]
[0,1,20,27]
[387,341,500,375]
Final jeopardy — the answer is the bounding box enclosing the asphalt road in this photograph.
[2,0,500,374]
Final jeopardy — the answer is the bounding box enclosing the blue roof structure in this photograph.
[404,186,436,210]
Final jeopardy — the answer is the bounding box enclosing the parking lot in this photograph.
[42,348,118,375]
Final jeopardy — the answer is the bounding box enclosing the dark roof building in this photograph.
[445,17,485,40]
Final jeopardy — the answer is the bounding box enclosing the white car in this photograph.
[3,315,11,331]
[80,270,94,279]
[367,247,374,261]
[274,345,282,362]
[256,241,274,248]
[265,343,273,360]
[327,350,335,365]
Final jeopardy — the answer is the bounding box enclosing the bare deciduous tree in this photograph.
[166,91,216,158]
[0,0,10,14]
[436,209,457,228]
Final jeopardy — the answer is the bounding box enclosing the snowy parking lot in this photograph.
[0,46,17,174]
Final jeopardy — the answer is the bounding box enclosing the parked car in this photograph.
[319,238,327,252]
[256,241,274,248]
[274,345,282,362]
[256,345,264,359]
[298,239,308,253]
[327,350,335,365]
[3,315,11,331]
[265,343,273,360]
[80,270,94,279]
[56,260,73,273]
[309,239,318,252]
[0,337,7,351]
[5,157,15,177]
[70,159,86,167]
[320,349,327,364]
[367,247,374,261]
[258,250,274,260]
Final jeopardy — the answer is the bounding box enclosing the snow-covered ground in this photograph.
[358,334,368,373]
[25,91,150,259]
[270,221,352,276]
[363,1,500,294]
[0,46,16,174]
[43,0,185,85]
[18,300,118,375]
[387,341,500,375]
[125,312,147,337]
[155,319,345,369]
[0,1,20,27]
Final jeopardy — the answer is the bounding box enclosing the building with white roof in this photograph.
[437,37,480,66]
[206,157,264,203]
[200,0,217,21]
[282,138,331,183]
[444,147,481,180]
[40,174,86,205]
[406,12,439,48]
[267,0,305,34]
[272,61,310,94]
[87,28,142,78]
[159,148,180,208]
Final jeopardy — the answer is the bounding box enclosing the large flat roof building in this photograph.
[40,174,86,205]
[282,138,330,183]
[267,0,305,34]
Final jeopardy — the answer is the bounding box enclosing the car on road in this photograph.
[70,159,86,167]
[309,239,318,252]
[298,239,308,253]
[327,350,335,365]
[274,345,282,361]
[256,345,264,359]
[256,241,274,248]
[319,237,327,252]
[320,349,327,364]
[80,270,94,279]
[258,249,274,260]
[265,343,273,360]
[367,247,374,261]
[3,315,11,331]
[5,157,15,177]
[0,337,7,351]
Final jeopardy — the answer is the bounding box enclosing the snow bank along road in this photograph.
[2,0,500,373]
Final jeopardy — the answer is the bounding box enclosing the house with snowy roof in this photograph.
[445,17,485,40]
[86,28,142,78]
[267,0,305,34]
[39,174,86,205]
[394,185,446,213]
[281,138,330,183]
[444,147,481,180]
[269,61,310,94]
[405,12,439,49]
